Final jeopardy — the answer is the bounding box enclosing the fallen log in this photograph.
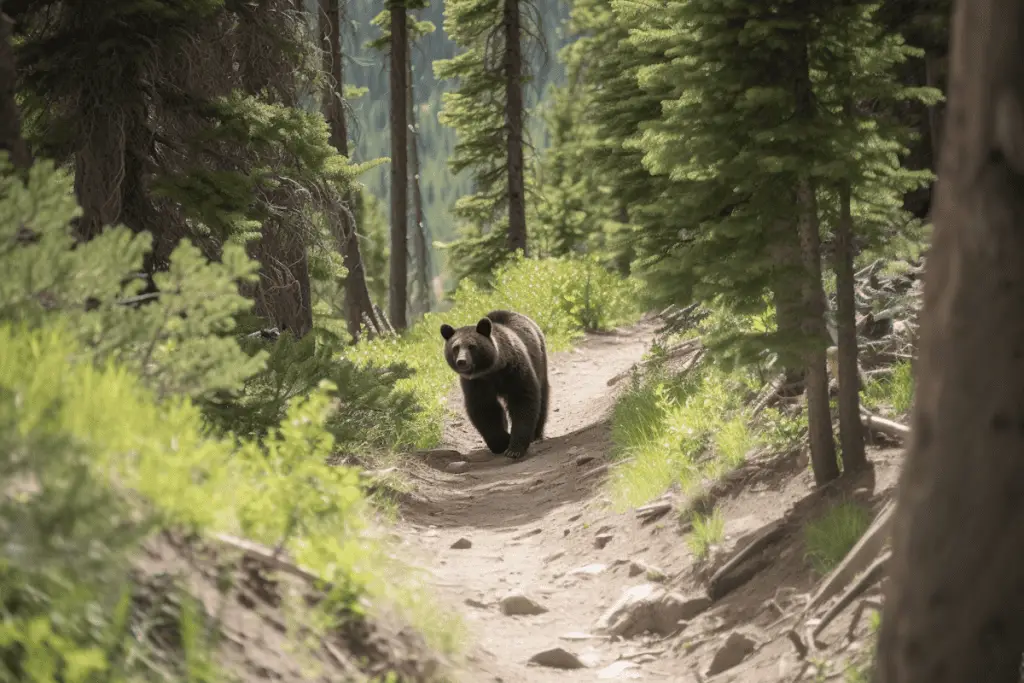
[860,408,911,441]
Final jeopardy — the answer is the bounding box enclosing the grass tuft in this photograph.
[803,500,873,576]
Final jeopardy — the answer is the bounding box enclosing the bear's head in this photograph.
[440,317,498,378]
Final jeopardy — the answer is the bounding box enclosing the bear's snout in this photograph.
[455,348,471,370]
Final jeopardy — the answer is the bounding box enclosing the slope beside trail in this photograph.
[393,318,906,683]
[395,319,672,681]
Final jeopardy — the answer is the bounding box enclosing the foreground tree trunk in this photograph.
[388,0,409,331]
[0,12,30,171]
[835,178,867,472]
[872,1,1024,681]
[320,0,378,341]
[407,42,431,319]
[503,0,528,255]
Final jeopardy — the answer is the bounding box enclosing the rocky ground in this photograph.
[394,318,905,682]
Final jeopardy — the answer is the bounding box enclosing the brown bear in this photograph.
[440,310,550,459]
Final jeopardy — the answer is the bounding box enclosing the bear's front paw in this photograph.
[504,446,528,459]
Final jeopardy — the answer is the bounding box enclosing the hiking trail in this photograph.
[394,319,903,682]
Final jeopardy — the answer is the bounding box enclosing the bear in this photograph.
[440,310,550,459]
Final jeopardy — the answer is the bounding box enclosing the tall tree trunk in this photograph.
[320,0,378,341]
[873,1,1024,681]
[503,0,528,255]
[407,40,431,319]
[388,0,409,331]
[924,50,948,169]
[770,215,809,394]
[793,25,838,485]
[835,178,867,472]
[0,12,30,172]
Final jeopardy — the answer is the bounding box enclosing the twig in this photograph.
[811,551,890,640]
[860,408,910,441]
[209,532,328,588]
[707,520,787,599]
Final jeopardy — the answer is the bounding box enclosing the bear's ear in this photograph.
[475,317,492,337]
[440,324,455,340]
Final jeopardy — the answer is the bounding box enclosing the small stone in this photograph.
[450,537,473,549]
[446,460,471,474]
[499,592,549,616]
[594,584,696,638]
[629,560,666,582]
[598,661,640,679]
[576,453,596,466]
[528,647,586,670]
[595,533,614,549]
[543,551,565,564]
[705,631,757,677]
[568,563,608,577]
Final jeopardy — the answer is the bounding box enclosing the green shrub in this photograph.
[0,155,459,680]
[347,253,642,448]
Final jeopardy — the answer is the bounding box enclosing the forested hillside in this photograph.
[4,0,1014,680]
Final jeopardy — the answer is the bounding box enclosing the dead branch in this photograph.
[707,520,787,599]
[210,532,327,588]
[811,550,890,640]
[860,408,910,441]
[751,372,787,416]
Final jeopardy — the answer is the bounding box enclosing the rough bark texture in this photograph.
[872,1,1024,681]
[835,179,867,472]
[0,12,30,171]
[792,28,838,485]
[770,215,808,394]
[320,0,378,341]
[388,0,409,331]
[247,231,314,337]
[503,0,528,256]
[407,42,431,319]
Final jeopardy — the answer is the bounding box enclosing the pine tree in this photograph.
[320,0,381,341]
[368,8,436,320]
[625,0,935,484]
[388,0,410,331]
[435,0,542,282]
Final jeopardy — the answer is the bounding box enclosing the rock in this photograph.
[543,550,565,564]
[679,593,713,619]
[595,533,614,549]
[594,584,696,638]
[568,563,607,577]
[450,537,473,549]
[528,647,586,670]
[705,631,757,677]
[628,560,666,582]
[499,592,549,616]
[514,527,542,540]
[598,661,640,679]
[464,598,489,609]
[446,460,471,474]
[576,453,596,466]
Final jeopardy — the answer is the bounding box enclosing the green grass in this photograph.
[687,507,726,560]
[608,362,756,510]
[804,500,874,575]
[861,360,914,416]
[346,255,642,449]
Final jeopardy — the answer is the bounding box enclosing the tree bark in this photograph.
[407,40,431,319]
[792,24,838,485]
[0,12,30,172]
[320,0,379,341]
[835,177,867,472]
[503,0,528,256]
[388,0,409,331]
[872,1,1024,681]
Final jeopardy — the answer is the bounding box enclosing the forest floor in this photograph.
[393,318,905,682]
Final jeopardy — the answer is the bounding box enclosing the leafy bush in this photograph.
[347,253,641,448]
[0,155,456,680]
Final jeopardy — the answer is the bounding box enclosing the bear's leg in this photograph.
[462,380,510,454]
[505,392,542,459]
[534,374,550,441]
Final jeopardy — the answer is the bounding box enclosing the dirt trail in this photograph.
[396,320,671,681]
[394,320,904,683]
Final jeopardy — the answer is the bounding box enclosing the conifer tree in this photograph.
[320,0,381,340]
[389,0,409,330]
[435,0,542,282]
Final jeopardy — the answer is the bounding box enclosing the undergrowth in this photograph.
[0,157,460,681]
[346,254,642,449]
[804,500,873,576]
[687,508,725,560]
[861,360,914,416]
